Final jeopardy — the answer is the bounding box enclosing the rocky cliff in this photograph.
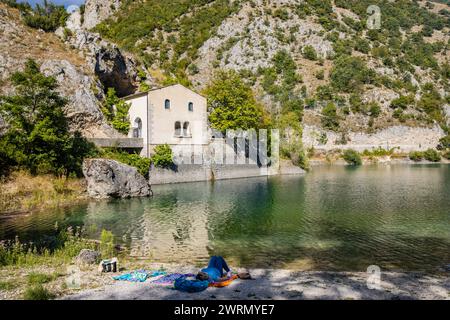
[83,0,121,30]
[0,2,141,138]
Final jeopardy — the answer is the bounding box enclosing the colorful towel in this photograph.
[209,274,239,287]
[150,273,195,286]
[113,270,166,282]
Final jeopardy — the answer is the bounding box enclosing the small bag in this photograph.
[98,257,118,273]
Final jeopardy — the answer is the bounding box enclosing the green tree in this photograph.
[0,59,94,176]
[417,83,444,123]
[151,144,174,168]
[330,56,376,93]
[102,88,131,135]
[277,112,308,169]
[205,70,265,132]
[321,102,340,131]
[22,0,69,32]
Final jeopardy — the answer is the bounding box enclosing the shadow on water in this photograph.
[1,164,449,272]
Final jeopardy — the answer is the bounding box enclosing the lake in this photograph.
[1,164,449,272]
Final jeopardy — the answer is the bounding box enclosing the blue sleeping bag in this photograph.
[174,276,209,293]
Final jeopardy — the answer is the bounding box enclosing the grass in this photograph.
[0,228,97,268]
[0,227,120,299]
[0,171,86,214]
[23,284,55,300]
[361,147,398,157]
[27,272,57,285]
[0,280,17,291]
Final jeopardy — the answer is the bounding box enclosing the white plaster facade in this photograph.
[125,84,209,158]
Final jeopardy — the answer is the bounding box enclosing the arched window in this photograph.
[133,118,142,138]
[174,121,181,136]
[188,102,193,112]
[165,99,171,109]
[183,122,190,137]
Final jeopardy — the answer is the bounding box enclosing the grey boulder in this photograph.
[75,249,101,265]
[83,158,150,198]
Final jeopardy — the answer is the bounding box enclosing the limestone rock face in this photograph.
[40,60,122,138]
[60,23,139,97]
[83,0,121,30]
[302,124,445,153]
[0,3,122,139]
[66,9,83,32]
[94,44,138,97]
[444,104,450,125]
[82,159,151,198]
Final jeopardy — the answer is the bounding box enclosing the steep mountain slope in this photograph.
[0,2,136,138]
[96,0,449,142]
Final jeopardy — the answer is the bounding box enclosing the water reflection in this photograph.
[1,165,449,272]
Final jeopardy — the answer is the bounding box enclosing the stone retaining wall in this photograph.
[149,161,305,185]
[149,164,267,185]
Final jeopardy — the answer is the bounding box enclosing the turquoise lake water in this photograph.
[1,164,449,272]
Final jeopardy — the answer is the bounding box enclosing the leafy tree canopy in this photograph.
[0,59,95,176]
[102,88,131,135]
[205,70,266,132]
[3,0,69,32]
[330,56,376,93]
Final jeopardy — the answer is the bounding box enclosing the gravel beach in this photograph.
[62,264,450,300]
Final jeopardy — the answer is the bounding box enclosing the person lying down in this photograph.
[196,256,251,282]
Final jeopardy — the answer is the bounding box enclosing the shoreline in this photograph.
[308,155,450,167]
[61,263,450,300]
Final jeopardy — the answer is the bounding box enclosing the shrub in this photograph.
[417,84,444,123]
[437,135,450,150]
[369,102,381,118]
[22,0,69,32]
[342,149,362,165]
[23,284,55,300]
[302,45,318,60]
[280,139,309,170]
[349,93,364,113]
[423,148,441,162]
[100,229,115,258]
[362,147,396,157]
[353,37,370,54]
[151,144,174,168]
[390,95,414,110]
[330,56,376,93]
[100,149,151,178]
[409,151,423,161]
[321,102,340,131]
[315,69,325,80]
[443,150,450,160]
[101,88,131,135]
